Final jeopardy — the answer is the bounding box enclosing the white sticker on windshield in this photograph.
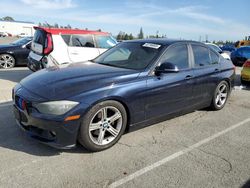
[142,43,161,49]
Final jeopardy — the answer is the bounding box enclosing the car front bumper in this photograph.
[13,103,81,149]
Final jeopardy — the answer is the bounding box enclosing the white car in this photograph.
[205,43,231,60]
[28,27,117,71]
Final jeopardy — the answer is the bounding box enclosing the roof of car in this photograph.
[124,38,204,46]
[34,27,109,35]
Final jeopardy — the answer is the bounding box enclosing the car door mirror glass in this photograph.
[155,62,179,75]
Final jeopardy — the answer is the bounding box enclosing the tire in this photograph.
[78,100,127,152]
[210,81,229,110]
[0,54,15,69]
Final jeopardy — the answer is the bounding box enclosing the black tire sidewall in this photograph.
[78,100,127,152]
[212,81,229,110]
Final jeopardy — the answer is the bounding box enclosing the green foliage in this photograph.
[138,27,144,39]
[2,16,14,21]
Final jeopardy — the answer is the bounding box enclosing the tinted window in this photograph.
[192,45,211,67]
[61,35,71,45]
[210,50,219,64]
[160,44,189,69]
[33,29,46,45]
[95,36,117,49]
[94,42,163,70]
[70,35,95,48]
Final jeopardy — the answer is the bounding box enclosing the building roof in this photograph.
[0,20,34,24]
[34,27,109,35]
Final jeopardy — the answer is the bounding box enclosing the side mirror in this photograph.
[155,62,179,76]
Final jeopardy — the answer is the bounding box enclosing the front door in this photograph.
[145,43,195,119]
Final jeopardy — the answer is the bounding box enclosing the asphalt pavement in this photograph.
[0,66,249,188]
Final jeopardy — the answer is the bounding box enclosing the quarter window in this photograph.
[61,35,71,45]
[192,45,211,67]
[70,35,95,48]
[160,44,189,69]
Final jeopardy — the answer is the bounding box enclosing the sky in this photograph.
[0,0,249,41]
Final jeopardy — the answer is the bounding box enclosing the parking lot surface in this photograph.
[0,67,250,188]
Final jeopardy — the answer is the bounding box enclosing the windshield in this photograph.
[95,35,117,49]
[94,42,164,70]
[10,37,32,45]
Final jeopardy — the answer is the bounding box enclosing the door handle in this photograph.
[185,75,193,80]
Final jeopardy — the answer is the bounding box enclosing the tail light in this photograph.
[43,33,53,55]
[243,60,250,68]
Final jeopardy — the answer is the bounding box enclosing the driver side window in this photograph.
[160,44,189,69]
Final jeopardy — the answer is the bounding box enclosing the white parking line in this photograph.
[109,118,250,188]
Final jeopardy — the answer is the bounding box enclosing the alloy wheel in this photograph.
[215,83,228,108]
[88,106,123,146]
[0,54,15,69]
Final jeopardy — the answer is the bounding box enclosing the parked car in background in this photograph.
[230,46,250,66]
[17,33,31,38]
[205,43,231,60]
[13,39,235,151]
[28,27,118,71]
[0,37,32,69]
[241,59,250,84]
[221,44,236,52]
[0,32,9,37]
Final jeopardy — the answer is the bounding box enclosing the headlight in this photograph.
[33,100,79,115]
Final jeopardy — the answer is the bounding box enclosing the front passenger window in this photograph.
[160,44,189,69]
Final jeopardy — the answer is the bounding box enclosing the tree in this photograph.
[129,33,134,40]
[2,16,14,21]
[67,24,72,29]
[138,27,144,39]
[54,23,59,28]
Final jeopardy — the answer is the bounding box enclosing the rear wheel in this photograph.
[210,81,229,110]
[0,54,15,69]
[78,100,127,152]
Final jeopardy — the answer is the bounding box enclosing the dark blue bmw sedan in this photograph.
[13,39,235,151]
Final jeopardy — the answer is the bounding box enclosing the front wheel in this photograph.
[210,81,229,110]
[78,100,127,152]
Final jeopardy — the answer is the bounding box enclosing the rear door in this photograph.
[30,29,47,62]
[67,34,99,62]
[191,44,221,103]
[95,35,117,55]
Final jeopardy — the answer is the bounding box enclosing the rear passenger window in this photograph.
[70,35,95,48]
[160,44,189,69]
[210,50,219,64]
[61,35,71,45]
[192,45,211,67]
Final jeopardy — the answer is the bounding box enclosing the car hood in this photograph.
[20,62,140,100]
